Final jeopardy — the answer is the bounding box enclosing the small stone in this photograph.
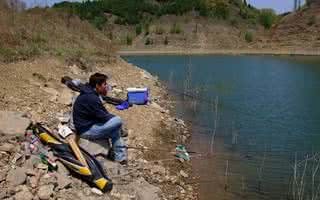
[37,163,48,170]
[11,153,23,165]
[83,188,91,196]
[30,176,39,188]
[0,191,7,199]
[180,170,189,178]
[24,155,41,170]
[57,161,70,176]
[26,169,37,176]
[0,170,7,182]
[6,167,27,186]
[91,188,103,196]
[0,143,15,152]
[56,174,72,189]
[37,184,54,200]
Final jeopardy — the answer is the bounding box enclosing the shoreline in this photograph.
[118,48,320,56]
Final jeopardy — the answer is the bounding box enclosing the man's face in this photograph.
[96,81,108,96]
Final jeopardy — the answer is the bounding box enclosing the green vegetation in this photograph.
[245,31,253,43]
[126,35,133,45]
[170,23,182,34]
[211,0,230,19]
[54,0,159,26]
[145,37,153,45]
[135,24,142,35]
[259,9,276,29]
[50,0,283,38]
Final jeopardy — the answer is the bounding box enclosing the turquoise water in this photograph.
[123,55,320,200]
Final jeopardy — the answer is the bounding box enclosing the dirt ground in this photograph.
[0,56,198,200]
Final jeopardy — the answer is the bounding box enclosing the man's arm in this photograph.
[87,97,114,122]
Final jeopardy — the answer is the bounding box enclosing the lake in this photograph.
[123,55,320,200]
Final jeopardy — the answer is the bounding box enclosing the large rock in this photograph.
[56,173,72,189]
[58,88,74,106]
[0,111,30,137]
[0,143,15,152]
[6,167,27,186]
[37,184,54,200]
[14,186,33,200]
[79,138,110,156]
[128,178,161,200]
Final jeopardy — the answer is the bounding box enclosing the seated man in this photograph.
[73,73,127,164]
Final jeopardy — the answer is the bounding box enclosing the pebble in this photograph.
[91,188,103,196]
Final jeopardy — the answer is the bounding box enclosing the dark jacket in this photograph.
[73,83,114,134]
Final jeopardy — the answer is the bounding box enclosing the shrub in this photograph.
[259,9,276,29]
[155,25,164,35]
[170,23,182,34]
[160,0,195,15]
[126,35,132,45]
[145,37,153,45]
[107,32,113,40]
[135,24,142,35]
[91,16,107,30]
[245,31,253,43]
[230,18,238,27]
[212,0,229,19]
[164,36,169,45]
[114,17,126,25]
[307,16,316,26]
[144,23,150,36]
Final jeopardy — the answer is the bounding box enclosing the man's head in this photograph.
[89,73,109,96]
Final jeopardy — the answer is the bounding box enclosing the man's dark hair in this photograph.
[89,73,108,87]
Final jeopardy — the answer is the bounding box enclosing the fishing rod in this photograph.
[117,145,198,154]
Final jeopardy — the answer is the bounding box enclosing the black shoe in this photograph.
[119,160,128,165]
[106,149,115,161]
[120,128,128,137]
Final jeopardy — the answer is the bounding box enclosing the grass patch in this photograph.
[245,31,253,43]
[170,23,182,34]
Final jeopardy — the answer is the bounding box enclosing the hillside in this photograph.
[0,1,114,63]
[52,0,274,50]
[269,1,320,51]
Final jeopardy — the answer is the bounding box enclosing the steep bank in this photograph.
[0,56,197,200]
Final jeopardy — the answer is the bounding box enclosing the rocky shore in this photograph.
[0,56,198,200]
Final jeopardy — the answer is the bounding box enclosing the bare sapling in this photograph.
[225,160,229,191]
[257,152,266,192]
[210,96,219,154]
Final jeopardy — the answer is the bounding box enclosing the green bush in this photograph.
[212,0,229,19]
[126,35,133,45]
[54,0,159,26]
[230,18,238,27]
[135,24,142,35]
[164,36,169,45]
[259,9,276,29]
[160,0,195,15]
[245,31,253,43]
[91,16,107,30]
[170,23,182,34]
[144,23,150,36]
[114,17,126,25]
[145,37,153,45]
